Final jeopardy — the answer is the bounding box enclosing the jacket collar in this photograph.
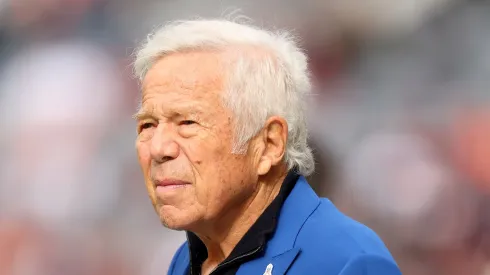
[171,176,321,275]
[187,170,300,274]
[236,176,321,275]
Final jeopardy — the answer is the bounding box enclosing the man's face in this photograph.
[136,51,259,230]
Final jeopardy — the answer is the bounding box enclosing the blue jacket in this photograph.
[168,176,401,275]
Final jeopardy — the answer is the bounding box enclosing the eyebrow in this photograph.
[132,108,205,122]
[132,96,210,121]
[132,109,152,121]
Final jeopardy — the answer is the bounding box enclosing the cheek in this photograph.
[216,156,254,195]
[184,140,204,165]
[136,141,151,171]
[183,128,226,164]
[136,141,159,206]
[183,120,248,201]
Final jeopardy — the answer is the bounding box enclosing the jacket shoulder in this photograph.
[167,242,189,275]
[338,253,402,275]
[290,198,399,274]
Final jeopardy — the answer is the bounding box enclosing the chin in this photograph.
[157,205,197,231]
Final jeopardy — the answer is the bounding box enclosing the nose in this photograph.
[149,123,180,163]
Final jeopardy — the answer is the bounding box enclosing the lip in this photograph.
[154,179,191,188]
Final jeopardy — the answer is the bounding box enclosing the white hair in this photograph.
[133,18,314,176]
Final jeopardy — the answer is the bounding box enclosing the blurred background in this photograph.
[0,0,489,274]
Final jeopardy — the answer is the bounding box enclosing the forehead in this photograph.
[142,51,225,102]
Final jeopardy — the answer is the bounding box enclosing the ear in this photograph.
[257,116,288,176]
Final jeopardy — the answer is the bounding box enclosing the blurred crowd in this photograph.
[0,0,489,274]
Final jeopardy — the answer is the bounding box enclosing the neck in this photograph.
[197,167,288,272]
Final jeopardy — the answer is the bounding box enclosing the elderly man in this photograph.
[133,19,400,275]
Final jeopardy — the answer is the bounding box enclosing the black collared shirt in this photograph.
[187,171,300,275]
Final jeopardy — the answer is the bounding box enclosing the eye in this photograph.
[180,120,196,126]
[138,122,155,133]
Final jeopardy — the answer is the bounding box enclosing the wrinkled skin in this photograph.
[135,50,281,232]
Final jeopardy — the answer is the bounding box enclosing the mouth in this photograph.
[154,179,191,191]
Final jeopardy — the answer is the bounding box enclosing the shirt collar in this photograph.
[187,170,300,274]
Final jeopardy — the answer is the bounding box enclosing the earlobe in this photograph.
[257,158,272,176]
